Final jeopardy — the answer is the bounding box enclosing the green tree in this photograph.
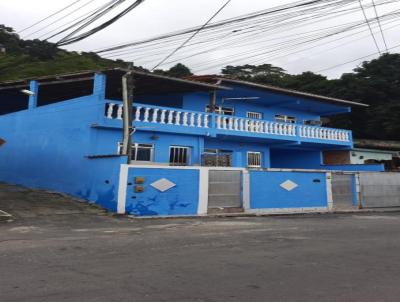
[221,64,288,86]
[154,63,193,78]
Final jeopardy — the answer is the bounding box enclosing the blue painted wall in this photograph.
[137,93,184,109]
[270,149,322,169]
[182,84,350,122]
[125,167,199,216]
[0,75,125,211]
[321,164,384,172]
[250,171,328,209]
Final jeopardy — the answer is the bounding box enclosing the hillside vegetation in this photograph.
[0,25,125,81]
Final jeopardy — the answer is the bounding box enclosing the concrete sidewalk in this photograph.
[2,182,400,222]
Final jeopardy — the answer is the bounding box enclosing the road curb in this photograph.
[124,208,400,220]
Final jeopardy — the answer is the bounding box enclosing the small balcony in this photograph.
[103,102,352,146]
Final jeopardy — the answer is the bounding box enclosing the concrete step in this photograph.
[208,207,245,214]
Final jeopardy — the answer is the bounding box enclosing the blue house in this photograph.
[0,69,383,216]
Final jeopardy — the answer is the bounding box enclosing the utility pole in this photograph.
[122,64,135,163]
[209,90,217,113]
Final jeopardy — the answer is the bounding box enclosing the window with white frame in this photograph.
[275,114,296,123]
[247,151,262,168]
[118,143,154,162]
[169,146,191,166]
[206,105,234,116]
[247,111,263,119]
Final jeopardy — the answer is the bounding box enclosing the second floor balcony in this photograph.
[103,102,352,146]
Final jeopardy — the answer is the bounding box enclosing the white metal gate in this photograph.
[208,170,242,209]
[331,173,355,210]
[359,172,400,208]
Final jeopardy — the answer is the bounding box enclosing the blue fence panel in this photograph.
[321,164,384,172]
[250,171,328,209]
[125,168,199,216]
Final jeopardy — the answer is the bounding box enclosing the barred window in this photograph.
[247,151,262,168]
[247,111,263,119]
[202,149,233,167]
[118,143,154,162]
[169,146,191,166]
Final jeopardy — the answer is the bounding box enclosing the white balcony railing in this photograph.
[215,115,296,136]
[105,103,351,143]
[298,126,350,141]
[106,103,210,128]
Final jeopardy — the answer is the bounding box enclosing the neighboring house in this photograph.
[324,139,400,171]
[0,69,384,215]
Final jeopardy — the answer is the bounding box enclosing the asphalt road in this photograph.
[1,183,400,302]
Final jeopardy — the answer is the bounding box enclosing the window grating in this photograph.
[118,143,154,161]
[169,146,191,166]
[247,151,262,168]
[247,111,263,119]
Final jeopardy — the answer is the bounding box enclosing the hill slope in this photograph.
[0,25,125,81]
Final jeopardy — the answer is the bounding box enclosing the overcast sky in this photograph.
[0,0,399,78]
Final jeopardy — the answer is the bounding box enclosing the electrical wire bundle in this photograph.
[18,0,145,46]
[16,0,400,74]
[93,0,399,73]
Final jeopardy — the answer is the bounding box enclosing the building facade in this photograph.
[0,69,384,216]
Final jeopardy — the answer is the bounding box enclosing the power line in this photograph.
[371,0,389,51]
[56,0,145,46]
[17,0,85,34]
[151,0,232,70]
[96,0,325,54]
[44,0,119,41]
[185,7,400,72]
[316,41,400,72]
[358,0,382,53]
[22,0,98,39]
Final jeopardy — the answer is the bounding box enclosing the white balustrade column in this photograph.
[182,112,188,126]
[106,103,114,119]
[204,115,209,128]
[189,113,195,127]
[160,110,166,124]
[216,116,222,129]
[234,118,239,131]
[117,104,123,120]
[175,111,181,125]
[167,110,174,124]
[152,108,159,123]
[228,118,233,130]
[249,121,255,132]
[135,107,142,122]
[197,114,203,127]
[244,120,249,131]
[143,107,150,122]
[222,117,227,129]
[264,122,270,134]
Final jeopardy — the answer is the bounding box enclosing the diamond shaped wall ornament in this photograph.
[150,178,176,192]
[280,180,298,191]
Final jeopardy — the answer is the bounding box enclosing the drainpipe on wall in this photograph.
[122,66,135,164]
